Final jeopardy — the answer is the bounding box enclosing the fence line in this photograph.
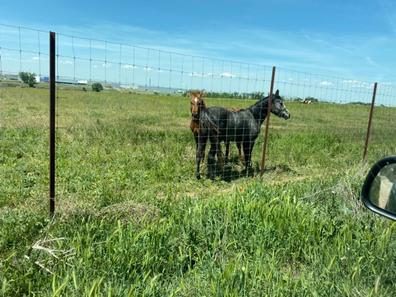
[1,23,389,101]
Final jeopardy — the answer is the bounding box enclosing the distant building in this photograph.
[4,74,19,80]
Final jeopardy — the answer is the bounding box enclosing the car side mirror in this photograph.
[361,156,396,221]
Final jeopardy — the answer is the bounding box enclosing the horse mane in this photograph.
[247,95,269,111]
[246,95,271,122]
[200,109,219,134]
[229,107,244,112]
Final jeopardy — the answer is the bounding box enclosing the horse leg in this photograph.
[207,138,219,180]
[195,134,207,180]
[225,141,230,163]
[190,121,199,150]
[194,132,198,150]
[215,137,224,170]
[243,140,254,176]
[217,143,225,172]
[236,141,243,163]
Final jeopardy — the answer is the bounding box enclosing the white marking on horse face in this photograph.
[191,96,202,114]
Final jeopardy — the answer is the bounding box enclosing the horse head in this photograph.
[270,90,290,120]
[189,90,206,120]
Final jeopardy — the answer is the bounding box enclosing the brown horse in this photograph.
[189,91,224,170]
[189,90,206,147]
[189,91,242,175]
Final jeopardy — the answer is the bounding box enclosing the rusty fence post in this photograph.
[260,66,276,176]
[363,82,378,162]
[49,31,56,216]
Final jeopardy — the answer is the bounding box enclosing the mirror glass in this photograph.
[369,163,396,215]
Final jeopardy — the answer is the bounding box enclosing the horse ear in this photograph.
[275,89,279,96]
[200,90,205,98]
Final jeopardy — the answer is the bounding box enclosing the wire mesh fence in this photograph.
[1,23,396,213]
[268,68,377,177]
[371,83,396,161]
[52,30,277,209]
[0,24,50,209]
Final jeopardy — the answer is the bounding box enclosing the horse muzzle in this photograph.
[281,111,290,120]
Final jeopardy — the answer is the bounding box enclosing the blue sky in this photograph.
[1,0,396,102]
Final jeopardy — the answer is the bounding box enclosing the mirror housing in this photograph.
[361,156,396,221]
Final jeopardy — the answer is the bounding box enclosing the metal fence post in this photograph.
[362,82,377,162]
[49,31,56,216]
[260,66,276,176]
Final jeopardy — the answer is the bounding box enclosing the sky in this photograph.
[1,0,396,103]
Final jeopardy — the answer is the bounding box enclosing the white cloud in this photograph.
[121,64,137,69]
[188,72,213,77]
[342,79,372,89]
[188,72,202,77]
[343,79,360,84]
[319,81,333,86]
[221,72,236,78]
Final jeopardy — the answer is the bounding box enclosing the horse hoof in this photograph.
[196,173,201,180]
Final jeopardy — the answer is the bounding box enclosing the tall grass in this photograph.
[1,87,396,296]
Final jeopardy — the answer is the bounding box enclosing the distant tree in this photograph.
[305,96,319,103]
[92,82,104,92]
[19,72,37,87]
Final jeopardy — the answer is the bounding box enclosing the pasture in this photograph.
[1,86,396,296]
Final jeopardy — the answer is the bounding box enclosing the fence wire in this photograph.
[266,68,377,177]
[371,84,396,161]
[0,24,50,209]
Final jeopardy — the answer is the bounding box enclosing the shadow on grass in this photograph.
[207,158,296,182]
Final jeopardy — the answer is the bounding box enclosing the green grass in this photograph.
[1,86,396,296]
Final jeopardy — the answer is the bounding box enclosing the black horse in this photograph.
[195,90,290,179]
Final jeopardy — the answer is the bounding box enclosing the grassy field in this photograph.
[1,86,396,296]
